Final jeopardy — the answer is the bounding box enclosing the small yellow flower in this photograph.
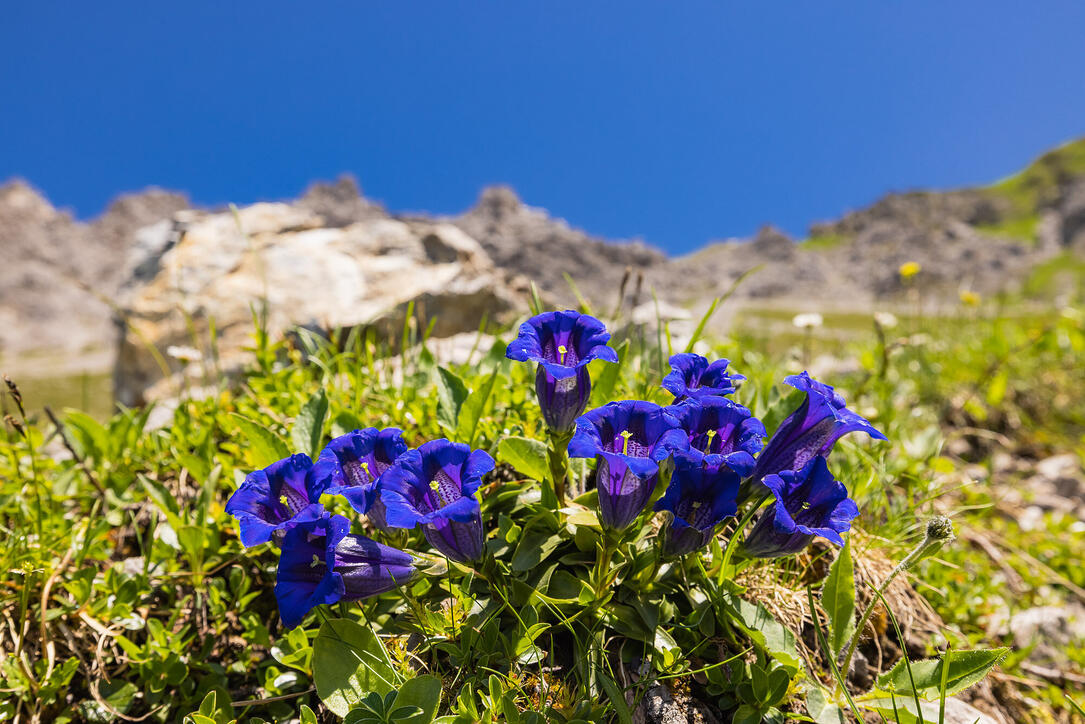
[899,261,922,280]
[959,290,981,307]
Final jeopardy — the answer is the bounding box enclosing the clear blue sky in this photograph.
[3,2,1084,253]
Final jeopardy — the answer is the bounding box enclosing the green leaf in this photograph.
[313,619,398,716]
[435,366,469,432]
[986,369,1009,406]
[497,436,549,482]
[455,369,500,447]
[292,388,328,459]
[392,675,442,724]
[717,587,801,671]
[588,340,627,407]
[805,686,845,724]
[510,522,564,571]
[229,413,290,468]
[873,647,1008,700]
[764,668,790,706]
[857,696,940,724]
[62,409,110,461]
[821,537,856,657]
[597,671,633,724]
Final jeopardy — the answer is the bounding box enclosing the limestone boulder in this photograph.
[114,202,524,404]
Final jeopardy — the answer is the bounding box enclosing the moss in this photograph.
[799,232,848,250]
[974,213,1040,242]
[1022,252,1085,299]
[986,137,1085,214]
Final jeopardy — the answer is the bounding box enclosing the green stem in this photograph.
[836,522,952,690]
[444,555,458,640]
[836,557,910,694]
[593,532,617,599]
[718,493,769,580]
[546,429,573,508]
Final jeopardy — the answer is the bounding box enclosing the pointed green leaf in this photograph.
[435,366,469,432]
[717,587,801,671]
[821,537,856,657]
[313,619,398,716]
[873,647,1009,700]
[805,686,845,724]
[455,369,500,446]
[597,671,633,724]
[588,340,627,407]
[291,388,328,459]
[229,413,290,468]
[510,523,564,571]
[391,675,442,724]
[497,436,549,482]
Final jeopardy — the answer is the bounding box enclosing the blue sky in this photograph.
[3,2,1084,253]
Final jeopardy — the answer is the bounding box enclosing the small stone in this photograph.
[942,697,1004,724]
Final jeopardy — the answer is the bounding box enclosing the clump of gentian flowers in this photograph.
[226,309,887,647]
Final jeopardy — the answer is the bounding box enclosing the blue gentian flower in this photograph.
[506,310,619,433]
[662,354,745,401]
[380,439,495,563]
[225,454,326,547]
[666,396,765,477]
[742,456,860,559]
[750,371,886,486]
[654,452,741,556]
[568,401,688,530]
[311,428,409,531]
[275,514,418,628]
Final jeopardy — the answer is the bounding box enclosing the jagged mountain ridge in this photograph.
[2,137,1084,370]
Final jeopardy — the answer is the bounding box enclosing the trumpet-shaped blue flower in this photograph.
[750,372,885,486]
[225,454,326,547]
[381,439,495,563]
[666,397,765,477]
[742,456,860,559]
[311,428,409,530]
[569,401,688,530]
[506,310,619,432]
[275,514,418,628]
[654,452,741,556]
[662,354,745,401]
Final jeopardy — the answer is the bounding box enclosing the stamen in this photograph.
[620,430,634,455]
[429,478,446,505]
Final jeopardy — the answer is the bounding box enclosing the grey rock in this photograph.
[632,683,716,724]
[113,202,522,405]
[0,180,187,362]
[453,185,667,310]
[1061,178,1085,250]
[989,603,1085,665]
[941,697,1005,724]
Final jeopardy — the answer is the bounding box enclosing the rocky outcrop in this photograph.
[454,186,667,309]
[114,201,525,405]
[0,181,187,362]
[1061,178,1085,251]
[5,136,1085,401]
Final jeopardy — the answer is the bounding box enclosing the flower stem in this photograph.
[593,534,615,599]
[718,492,769,581]
[836,516,956,690]
[546,429,574,508]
